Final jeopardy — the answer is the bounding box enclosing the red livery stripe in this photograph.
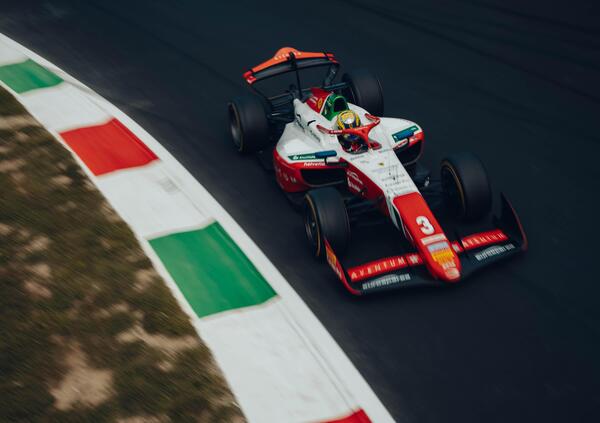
[60,118,158,176]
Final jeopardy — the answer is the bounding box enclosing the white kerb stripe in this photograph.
[20,82,112,132]
[96,162,212,239]
[0,39,27,66]
[197,298,352,423]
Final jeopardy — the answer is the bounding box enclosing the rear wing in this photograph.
[241,47,347,115]
[243,47,339,85]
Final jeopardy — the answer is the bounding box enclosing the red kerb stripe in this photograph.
[322,409,371,423]
[60,118,157,176]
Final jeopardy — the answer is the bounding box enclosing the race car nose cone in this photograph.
[445,267,461,281]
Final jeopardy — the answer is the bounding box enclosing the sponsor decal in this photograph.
[427,241,457,270]
[274,161,299,187]
[349,255,408,282]
[347,171,363,184]
[349,251,429,283]
[288,153,319,161]
[461,229,508,250]
[362,273,411,291]
[474,243,515,262]
[346,170,364,193]
[421,233,447,245]
[302,161,327,168]
[427,241,452,253]
[347,180,361,192]
[406,253,422,265]
[393,139,409,149]
[317,97,324,110]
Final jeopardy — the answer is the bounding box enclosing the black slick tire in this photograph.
[440,152,492,221]
[342,69,384,116]
[228,95,270,154]
[303,188,350,258]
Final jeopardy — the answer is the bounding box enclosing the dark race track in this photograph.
[3,1,600,421]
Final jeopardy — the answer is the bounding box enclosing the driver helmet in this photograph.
[336,110,362,148]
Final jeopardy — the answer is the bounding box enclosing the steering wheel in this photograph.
[317,114,381,150]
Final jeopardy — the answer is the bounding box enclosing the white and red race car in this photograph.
[228,47,527,295]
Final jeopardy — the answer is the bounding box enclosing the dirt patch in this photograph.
[0,113,37,130]
[27,262,52,279]
[50,343,113,410]
[118,323,199,356]
[0,157,25,172]
[27,234,51,251]
[50,174,72,187]
[0,223,12,235]
[0,84,244,421]
[56,200,78,212]
[134,268,157,291]
[23,279,52,299]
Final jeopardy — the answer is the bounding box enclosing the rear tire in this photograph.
[228,95,270,154]
[441,152,492,221]
[342,69,384,116]
[303,188,350,258]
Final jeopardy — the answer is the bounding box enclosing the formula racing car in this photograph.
[228,47,527,295]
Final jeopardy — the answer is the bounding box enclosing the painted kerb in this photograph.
[0,33,394,423]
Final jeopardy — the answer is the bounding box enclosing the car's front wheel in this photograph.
[303,188,350,258]
[441,152,492,221]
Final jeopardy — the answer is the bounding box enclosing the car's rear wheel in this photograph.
[342,69,384,116]
[441,152,492,221]
[303,188,350,258]
[228,95,270,154]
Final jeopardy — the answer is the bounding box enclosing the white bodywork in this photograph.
[276,99,424,230]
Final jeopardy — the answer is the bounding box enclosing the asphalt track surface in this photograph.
[3,1,600,421]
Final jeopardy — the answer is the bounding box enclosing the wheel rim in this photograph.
[228,105,243,150]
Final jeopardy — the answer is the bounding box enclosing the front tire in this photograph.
[303,188,350,258]
[441,152,492,221]
[228,95,270,154]
[342,69,384,116]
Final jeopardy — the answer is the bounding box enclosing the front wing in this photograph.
[325,194,527,295]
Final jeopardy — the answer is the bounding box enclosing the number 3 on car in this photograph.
[416,216,434,235]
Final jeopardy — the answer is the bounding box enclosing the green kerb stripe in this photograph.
[0,59,63,93]
[149,223,276,318]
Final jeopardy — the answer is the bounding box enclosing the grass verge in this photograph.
[0,86,244,423]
